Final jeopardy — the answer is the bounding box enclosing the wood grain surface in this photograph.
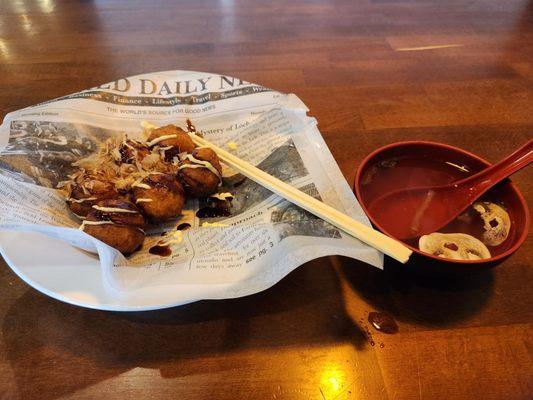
[0,0,532,399]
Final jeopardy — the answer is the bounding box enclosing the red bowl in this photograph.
[354,141,529,267]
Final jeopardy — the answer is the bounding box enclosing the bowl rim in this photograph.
[354,140,530,264]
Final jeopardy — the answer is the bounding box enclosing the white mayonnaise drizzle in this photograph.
[67,197,97,203]
[135,198,153,203]
[201,222,227,228]
[92,205,138,213]
[158,231,183,246]
[158,145,174,159]
[210,192,233,201]
[79,220,116,230]
[226,142,238,151]
[147,134,178,146]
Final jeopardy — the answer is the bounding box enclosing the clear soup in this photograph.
[359,154,517,260]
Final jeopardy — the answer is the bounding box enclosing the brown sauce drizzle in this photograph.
[186,119,196,133]
[368,312,398,334]
[177,223,191,230]
[149,245,172,257]
[196,206,231,218]
[144,175,169,189]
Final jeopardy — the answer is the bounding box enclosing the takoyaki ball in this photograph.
[67,176,118,218]
[147,125,195,161]
[118,139,150,164]
[178,147,222,197]
[82,199,145,255]
[84,223,144,255]
[132,173,185,222]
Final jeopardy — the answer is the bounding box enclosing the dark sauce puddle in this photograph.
[177,223,191,230]
[196,206,231,218]
[196,198,232,218]
[368,312,399,334]
[149,245,172,257]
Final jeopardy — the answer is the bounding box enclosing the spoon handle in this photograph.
[469,139,532,197]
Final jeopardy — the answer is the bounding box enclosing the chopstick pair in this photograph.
[188,133,412,264]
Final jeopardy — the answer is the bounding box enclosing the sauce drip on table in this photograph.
[368,312,398,334]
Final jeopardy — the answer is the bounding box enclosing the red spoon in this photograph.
[368,140,533,240]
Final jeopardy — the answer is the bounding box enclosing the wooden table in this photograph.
[1,1,532,399]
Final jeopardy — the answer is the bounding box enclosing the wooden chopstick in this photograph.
[189,134,412,264]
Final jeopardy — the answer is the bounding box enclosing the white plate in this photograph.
[0,70,381,311]
[0,230,201,311]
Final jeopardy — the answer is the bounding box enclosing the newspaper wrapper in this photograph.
[0,70,382,301]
